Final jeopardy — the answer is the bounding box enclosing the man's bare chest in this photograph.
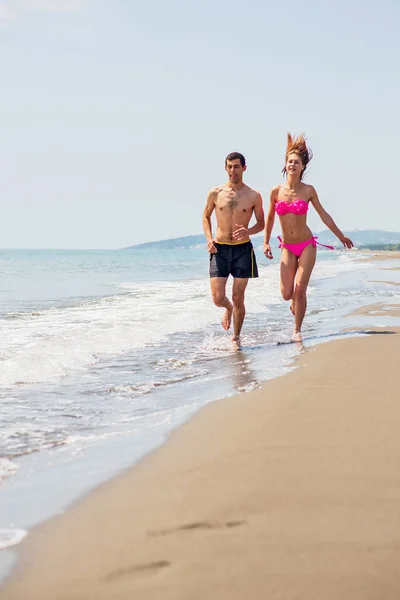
[216,192,253,214]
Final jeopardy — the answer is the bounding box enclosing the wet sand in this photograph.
[349,303,400,318]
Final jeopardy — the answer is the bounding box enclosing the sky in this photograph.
[0,0,399,249]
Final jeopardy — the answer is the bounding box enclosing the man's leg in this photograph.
[232,277,249,341]
[210,277,233,330]
[293,243,316,337]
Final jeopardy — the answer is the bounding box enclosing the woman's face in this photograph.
[286,153,304,177]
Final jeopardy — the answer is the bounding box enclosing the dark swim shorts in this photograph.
[209,241,258,279]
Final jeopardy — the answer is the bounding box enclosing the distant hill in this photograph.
[126,235,206,250]
[126,230,400,250]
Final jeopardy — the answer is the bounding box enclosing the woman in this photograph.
[264,133,353,341]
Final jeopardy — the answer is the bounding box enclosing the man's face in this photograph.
[225,159,246,183]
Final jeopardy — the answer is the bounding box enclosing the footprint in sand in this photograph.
[104,560,170,581]
[148,520,246,537]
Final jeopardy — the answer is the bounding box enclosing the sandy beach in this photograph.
[358,250,400,261]
[1,317,400,599]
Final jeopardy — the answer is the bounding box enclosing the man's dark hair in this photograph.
[225,152,246,167]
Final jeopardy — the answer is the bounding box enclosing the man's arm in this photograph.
[247,192,265,236]
[309,186,353,249]
[263,187,278,259]
[202,189,218,253]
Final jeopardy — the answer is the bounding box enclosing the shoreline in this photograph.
[1,318,400,598]
[357,250,400,261]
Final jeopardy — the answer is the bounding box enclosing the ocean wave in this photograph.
[0,281,215,388]
[0,267,284,389]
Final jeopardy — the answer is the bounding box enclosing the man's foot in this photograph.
[222,306,233,330]
[290,299,295,316]
[232,335,241,349]
[292,330,302,343]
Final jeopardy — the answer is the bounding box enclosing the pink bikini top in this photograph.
[275,199,309,216]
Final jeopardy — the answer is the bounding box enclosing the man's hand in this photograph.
[207,239,217,254]
[232,224,250,242]
[340,236,353,249]
[264,243,273,260]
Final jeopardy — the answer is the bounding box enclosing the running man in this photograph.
[202,152,264,345]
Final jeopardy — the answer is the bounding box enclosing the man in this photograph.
[202,152,264,345]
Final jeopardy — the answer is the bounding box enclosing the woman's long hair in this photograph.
[282,133,313,180]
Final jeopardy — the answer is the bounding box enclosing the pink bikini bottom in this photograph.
[278,236,334,258]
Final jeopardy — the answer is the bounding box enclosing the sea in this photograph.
[1,244,400,582]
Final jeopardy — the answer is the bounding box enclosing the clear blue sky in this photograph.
[0,0,398,248]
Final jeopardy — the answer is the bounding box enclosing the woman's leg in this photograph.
[293,243,317,335]
[280,249,298,314]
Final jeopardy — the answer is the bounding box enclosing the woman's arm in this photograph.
[264,186,278,259]
[309,186,353,249]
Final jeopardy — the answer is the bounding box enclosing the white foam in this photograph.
[0,459,19,482]
[0,529,27,551]
[312,252,371,281]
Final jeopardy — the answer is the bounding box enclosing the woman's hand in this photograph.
[340,236,353,249]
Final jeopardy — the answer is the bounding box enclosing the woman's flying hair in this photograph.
[282,133,313,180]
